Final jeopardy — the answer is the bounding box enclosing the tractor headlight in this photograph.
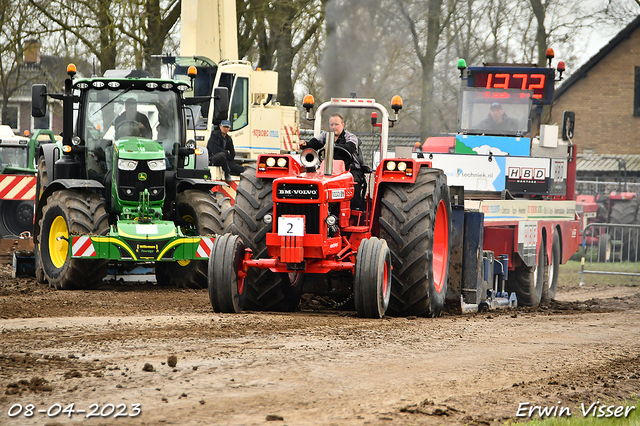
[397,161,407,172]
[263,213,273,224]
[266,157,276,167]
[386,161,396,171]
[118,159,138,171]
[277,157,287,168]
[71,136,81,146]
[325,215,337,226]
[147,159,166,171]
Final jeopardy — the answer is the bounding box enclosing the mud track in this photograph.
[1,264,639,425]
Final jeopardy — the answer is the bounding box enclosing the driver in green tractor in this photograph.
[114,97,153,139]
[300,112,366,210]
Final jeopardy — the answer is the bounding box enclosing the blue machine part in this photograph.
[455,134,531,156]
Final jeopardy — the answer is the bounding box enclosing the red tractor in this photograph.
[208,96,452,318]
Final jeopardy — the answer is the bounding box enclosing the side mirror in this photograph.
[561,111,575,141]
[32,84,47,118]
[212,87,229,125]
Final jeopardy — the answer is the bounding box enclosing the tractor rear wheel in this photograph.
[542,232,561,302]
[157,190,232,289]
[231,165,302,312]
[506,237,545,307]
[208,234,246,313]
[39,190,109,289]
[0,199,34,238]
[610,199,639,260]
[379,167,452,317]
[354,237,392,318]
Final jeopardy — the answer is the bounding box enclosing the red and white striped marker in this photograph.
[72,236,96,257]
[0,175,36,200]
[196,237,213,258]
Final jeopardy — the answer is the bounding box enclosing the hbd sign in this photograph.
[508,167,545,181]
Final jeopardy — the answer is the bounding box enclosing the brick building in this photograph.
[554,15,640,155]
[3,40,90,137]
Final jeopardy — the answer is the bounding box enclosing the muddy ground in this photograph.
[1,264,640,426]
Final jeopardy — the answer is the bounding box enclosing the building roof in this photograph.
[554,15,640,100]
[577,153,640,173]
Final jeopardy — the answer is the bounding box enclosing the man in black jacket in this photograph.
[207,120,245,181]
[300,113,365,210]
[114,98,152,139]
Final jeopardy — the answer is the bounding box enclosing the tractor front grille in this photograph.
[275,203,320,235]
[116,161,165,202]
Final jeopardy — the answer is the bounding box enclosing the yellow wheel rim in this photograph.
[49,216,69,269]
[177,214,195,267]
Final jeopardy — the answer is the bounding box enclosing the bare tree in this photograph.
[396,0,453,140]
[0,0,44,126]
[29,0,118,73]
[115,0,181,75]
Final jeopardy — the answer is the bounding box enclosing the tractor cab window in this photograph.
[0,146,28,170]
[215,72,249,130]
[83,88,180,181]
[458,87,532,137]
[229,77,248,131]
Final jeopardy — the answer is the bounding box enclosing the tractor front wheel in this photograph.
[354,237,392,318]
[159,190,232,288]
[208,234,246,313]
[39,190,109,289]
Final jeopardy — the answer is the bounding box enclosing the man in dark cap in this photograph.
[207,119,245,181]
[478,102,518,132]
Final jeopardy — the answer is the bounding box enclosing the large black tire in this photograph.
[35,156,50,283]
[230,165,302,312]
[598,233,612,262]
[156,190,232,289]
[39,190,109,289]
[542,232,561,303]
[354,237,392,318]
[379,167,452,317]
[506,237,545,307]
[208,234,246,313]
[0,199,34,238]
[609,199,639,260]
[34,243,46,284]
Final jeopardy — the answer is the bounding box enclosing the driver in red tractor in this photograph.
[300,113,366,210]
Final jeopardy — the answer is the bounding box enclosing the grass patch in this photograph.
[559,260,640,287]
[508,398,639,425]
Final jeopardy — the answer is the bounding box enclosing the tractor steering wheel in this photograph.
[115,120,143,139]
[317,145,353,169]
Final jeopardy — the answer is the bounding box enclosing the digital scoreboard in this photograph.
[467,67,555,104]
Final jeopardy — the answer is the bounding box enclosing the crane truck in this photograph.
[170,0,300,162]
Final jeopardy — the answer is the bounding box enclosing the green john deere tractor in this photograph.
[32,64,231,289]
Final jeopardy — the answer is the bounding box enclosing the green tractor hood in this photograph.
[115,137,165,160]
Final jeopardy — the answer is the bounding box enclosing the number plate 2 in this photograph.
[278,215,305,237]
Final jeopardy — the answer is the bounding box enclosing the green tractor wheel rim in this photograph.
[177,214,196,267]
[49,216,69,268]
